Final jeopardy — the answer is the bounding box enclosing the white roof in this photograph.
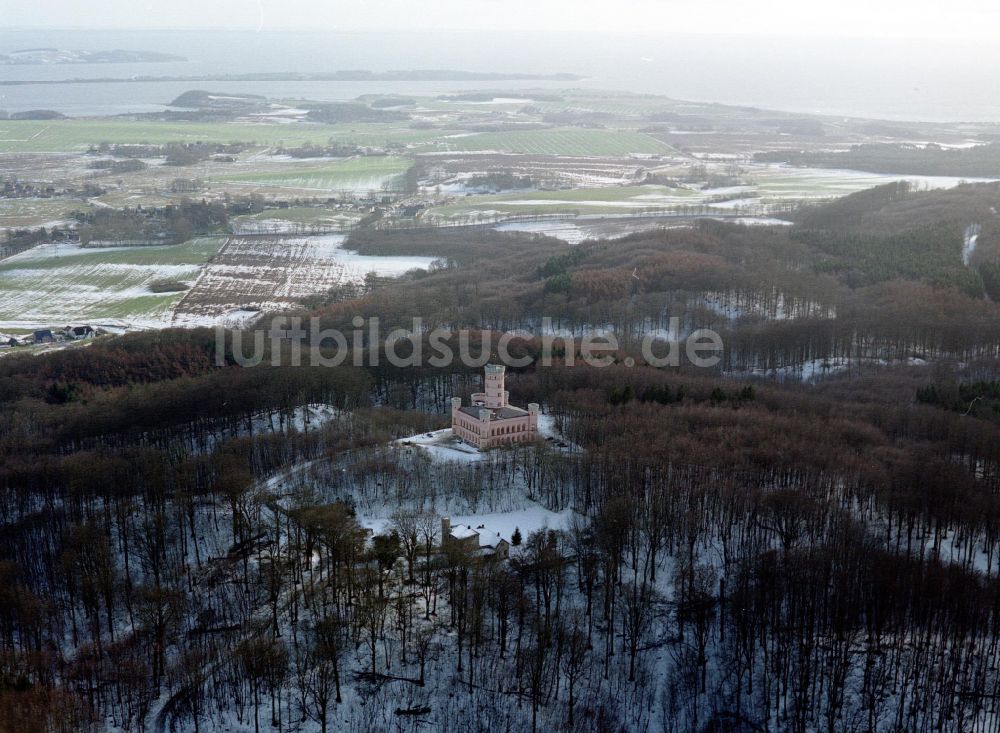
[479,532,507,549]
[450,524,479,540]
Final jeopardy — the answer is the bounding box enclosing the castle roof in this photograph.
[458,405,530,421]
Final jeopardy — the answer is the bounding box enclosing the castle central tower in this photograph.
[484,364,508,408]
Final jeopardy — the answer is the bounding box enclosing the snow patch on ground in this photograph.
[964,223,981,267]
[723,216,793,226]
[397,429,484,464]
[494,217,686,243]
[729,355,931,383]
[450,505,575,541]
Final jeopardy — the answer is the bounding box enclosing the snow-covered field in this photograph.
[749,164,1000,201]
[0,235,437,331]
[428,164,998,225]
[172,234,437,325]
[0,238,217,329]
[494,214,789,243]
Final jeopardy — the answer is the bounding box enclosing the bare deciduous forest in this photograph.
[2,181,1000,732]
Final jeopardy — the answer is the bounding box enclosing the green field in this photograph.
[0,237,222,272]
[0,237,224,326]
[415,129,674,156]
[425,184,702,219]
[0,119,329,152]
[0,117,672,159]
[212,156,413,192]
[238,206,362,223]
[0,119,442,153]
[749,167,918,201]
[423,166,932,221]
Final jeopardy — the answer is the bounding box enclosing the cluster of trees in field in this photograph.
[86,158,147,173]
[2,329,1000,731]
[1,225,77,258]
[305,103,408,125]
[1,176,106,201]
[274,142,366,159]
[465,171,535,192]
[757,142,1000,177]
[78,201,228,246]
[86,141,249,166]
[2,178,83,199]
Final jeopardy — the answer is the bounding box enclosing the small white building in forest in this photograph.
[441,517,510,560]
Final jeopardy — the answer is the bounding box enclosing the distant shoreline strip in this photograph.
[0,70,584,87]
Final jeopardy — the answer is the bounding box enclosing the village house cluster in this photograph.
[1,323,97,349]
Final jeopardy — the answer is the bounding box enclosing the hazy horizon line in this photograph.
[2,26,997,43]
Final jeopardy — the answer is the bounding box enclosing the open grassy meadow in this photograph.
[747,166,986,201]
[0,197,92,228]
[424,184,705,219]
[0,119,350,153]
[415,129,674,156]
[0,119,446,154]
[231,206,365,233]
[211,156,413,192]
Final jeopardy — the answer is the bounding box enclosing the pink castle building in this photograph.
[451,364,539,450]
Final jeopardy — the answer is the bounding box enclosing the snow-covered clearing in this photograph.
[448,505,573,539]
[397,428,483,463]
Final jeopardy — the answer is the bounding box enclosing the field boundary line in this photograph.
[170,236,231,325]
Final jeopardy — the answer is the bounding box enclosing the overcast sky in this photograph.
[3,0,1000,39]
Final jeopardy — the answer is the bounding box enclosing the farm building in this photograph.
[64,324,95,340]
[451,364,539,450]
[440,517,510,560]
